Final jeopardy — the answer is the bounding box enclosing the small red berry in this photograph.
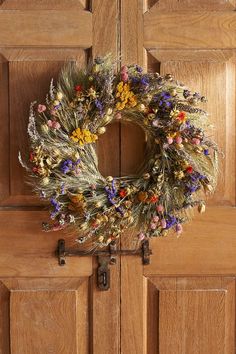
[149,195,158,203]
[186,166,193,174]
[75,85,82,92]
[119,189,127,198]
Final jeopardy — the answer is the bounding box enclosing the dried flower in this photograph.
[38,104,46,113]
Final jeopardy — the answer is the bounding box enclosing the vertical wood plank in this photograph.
[0,60,9,202]
[92,2,121,353]
[0,281,10,354]
[121,258,145,354]
[121,0,145,66]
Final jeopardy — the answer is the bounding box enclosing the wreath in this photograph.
[20,56,218,247]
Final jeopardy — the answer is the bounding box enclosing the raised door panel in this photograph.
[121,272,235,354]
[0,50,88,206]
[147,277,235,354]
[0,278,89,354]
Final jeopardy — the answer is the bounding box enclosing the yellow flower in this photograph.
[115,81,137,110]
[70,128,98,146]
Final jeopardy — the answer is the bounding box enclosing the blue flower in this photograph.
[140,76,149,86]
[165,215,178,229]
[50,197,61,218]
[204,149,209,156]
[60,159,81,174]
[95,99,103,111]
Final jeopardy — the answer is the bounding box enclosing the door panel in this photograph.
[121,1,236,353]
[1,278,89,354]
[0,1,120,353]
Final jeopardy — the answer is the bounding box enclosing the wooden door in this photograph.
[0,1,121,353]
[120,1,236,353]
[1,1,236,353]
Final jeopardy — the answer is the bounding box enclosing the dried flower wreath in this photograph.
[20,56,218,247]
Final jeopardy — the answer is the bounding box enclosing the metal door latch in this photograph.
[56,239,152,291]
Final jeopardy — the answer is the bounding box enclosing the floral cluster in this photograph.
[21,56,218,248]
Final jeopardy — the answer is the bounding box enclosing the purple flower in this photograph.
[105,180,123,215]
[140,76,149,86]
[95,99,103,111]
[135,65,143,73]
[161,91,171,99]
[183,89,191,98]
[60,159,80,174]
[204,149,209,156]
[50,197,61,218]
[185,120,191,128]
[153,91,173,110]
[190,172,206,182]
[131,76,140,84]
[61,159,73,174]
[165,215,178,229]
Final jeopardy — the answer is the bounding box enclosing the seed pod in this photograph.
[97,127,106,135]
[41,124,49,134]
[143,173,150,180]
[198,203,206,213]
[42,177,49,186]
[107,108,113,115]
[106,176,113,182]
[56,92,63,100]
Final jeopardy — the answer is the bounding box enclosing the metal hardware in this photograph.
[56,239,152,290]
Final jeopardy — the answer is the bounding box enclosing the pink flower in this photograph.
[138,232,145,241]
[115,112,122,120]
[192,138,200,145]
[167,137,173,144]
[153,215,159,223]
[121,72,129,82]
[47,120,61,130]
[121,65,129,82]
[160,219,167,228]
[53,121,61,129]
[156,204,164,213]
[175,136,183,144]
[121,65,128,73]
[50,109,57,116]
[37,104,46,113]
[176,223,183,235]
[150,223,157,230]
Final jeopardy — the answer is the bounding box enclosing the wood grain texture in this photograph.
[91,258,121,354]
[0,51,87,206]
[148,277,235,354]
[121,257,145,354]
[144,11,236,49]
[0,48,88,62]
[92,0,119,59]
[0,281,10,354]
[92,4,121,353]
[121,0,145,66]
[9,278,89,354]
[0,0,88,10]
[145,207,236,275]
[151,56,236,206]
[0,211,92,276]
[120,122,146,177]
[0,61,9,203]
[0,11,92,47]
[146,0,236,11]
[148,49,234,62]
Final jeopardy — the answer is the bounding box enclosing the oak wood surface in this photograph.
[121,1,236,353]
[0,1,120,353]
